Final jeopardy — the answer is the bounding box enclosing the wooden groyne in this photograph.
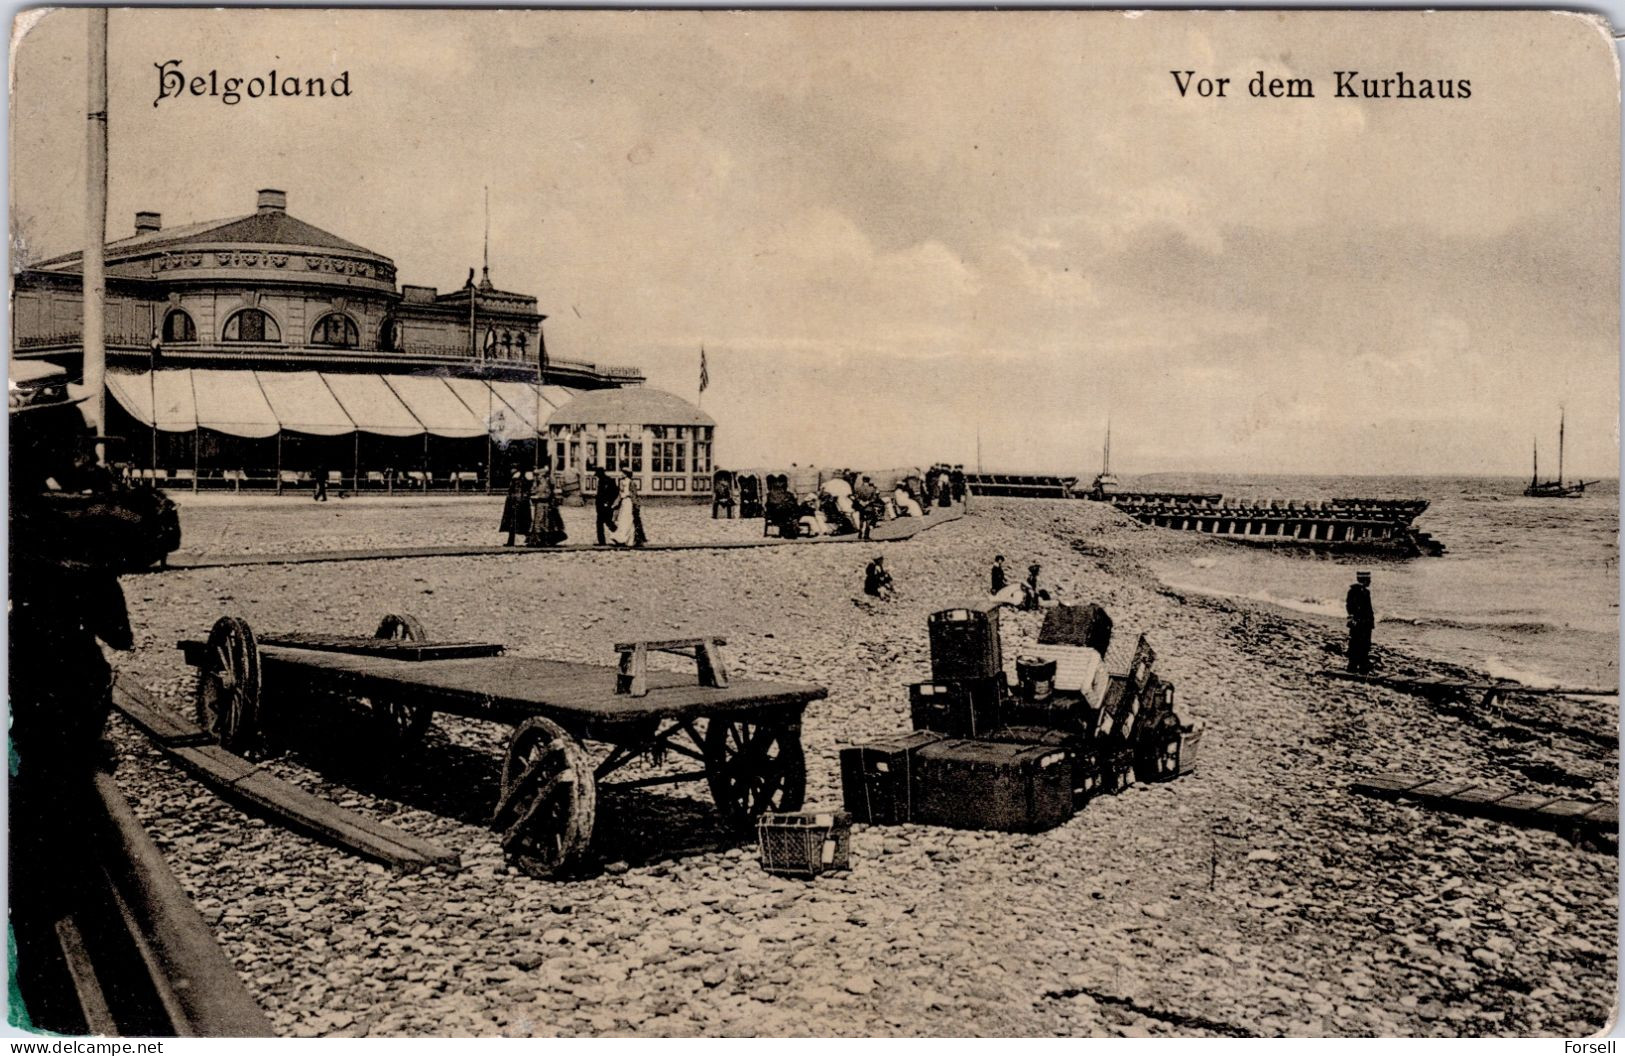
[959,474,1443,556]
[1122,503,1445,556]
[1102,492,1223,512]
[964,473,1077,498]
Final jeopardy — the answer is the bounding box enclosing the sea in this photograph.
[1123,474,1620,690]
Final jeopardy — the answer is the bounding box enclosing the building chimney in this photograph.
[256,189,287,214]
[134,211,161,234]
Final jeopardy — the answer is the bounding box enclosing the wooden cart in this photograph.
[178,615,825,878]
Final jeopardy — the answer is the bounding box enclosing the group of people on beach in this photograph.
[498,468,569,547]
[989,554,1052,610]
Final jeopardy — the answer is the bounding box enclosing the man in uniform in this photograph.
[1345,571,1375,673]
[593,466,619,545]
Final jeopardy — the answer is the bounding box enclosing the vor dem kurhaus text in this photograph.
[1171,69,1472,99]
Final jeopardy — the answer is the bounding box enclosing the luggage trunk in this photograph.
[909,677,1004,739]
[911,739,1075,833]
[928,607,1003,682]
[1037,602,1113,654]
[1002,690,1090,739]
[839,731,945,824]
[1103,632,1157,694]
[983,724,1096,802]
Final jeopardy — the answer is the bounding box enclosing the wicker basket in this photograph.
[756,810,852,878]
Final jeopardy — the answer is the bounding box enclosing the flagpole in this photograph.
[85,8,109,465]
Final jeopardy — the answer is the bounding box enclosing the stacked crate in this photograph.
[839,603,1200,834]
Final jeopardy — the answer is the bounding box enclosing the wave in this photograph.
[1482,656,1564,688]
[1161,578,1580,636]
[1377,614,1557,635]
[1159,579,1345,619]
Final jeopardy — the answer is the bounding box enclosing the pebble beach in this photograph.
[105,495,1618,1037]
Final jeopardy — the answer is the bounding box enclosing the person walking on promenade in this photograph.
[500,470,532,546]
[527,467,567,547]
[991,554,1007,595]
[1346,570,1375,673]
[623,467,648,547]
[950,464,967,503]
[313,464,328,502]
[594,466,619,545]
[864,554,894,600]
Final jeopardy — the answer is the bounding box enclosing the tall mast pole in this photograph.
[1558,408,1565,485]
[85,9,109,464]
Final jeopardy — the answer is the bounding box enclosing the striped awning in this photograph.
[256,371,353,436]
[191,369,280,439]
[382,375,486,439]
[102,369,579,440]
[319,373,423,437]
[107,370,197,432]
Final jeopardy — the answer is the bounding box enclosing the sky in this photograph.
[10,9,1620,477]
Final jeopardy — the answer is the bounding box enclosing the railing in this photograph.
[15,333,644,380]
[16,329,149,349]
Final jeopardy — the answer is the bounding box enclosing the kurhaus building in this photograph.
[12,188,714,495]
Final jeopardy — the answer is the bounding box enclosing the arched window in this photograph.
[501,331,513,355]
[516,332,528,356]
[378,318,402,353]
[162,309,196,343]
[222,308,280,343]
[310,313,360,348]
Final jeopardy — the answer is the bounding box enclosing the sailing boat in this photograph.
[1088,421,1119,499]
[1523,409,1591,497]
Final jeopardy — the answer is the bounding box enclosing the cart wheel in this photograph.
[195,617,262,756]
[364,614,434,750]
[494,717,597,879]
[703,719,806,826]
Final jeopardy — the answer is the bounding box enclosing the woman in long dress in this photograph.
[499,470,532,546]
[623,468,647,547]
[526,468,567,547]
[607,475,638,546]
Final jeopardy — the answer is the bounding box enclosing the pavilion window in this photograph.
[310,313,360,348]
[162,309,196,343]
[631,443,643,472]
[222,308,280,343]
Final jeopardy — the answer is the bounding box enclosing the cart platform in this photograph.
[178,614,826,878]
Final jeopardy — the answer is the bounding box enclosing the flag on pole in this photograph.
[699,346,710,393]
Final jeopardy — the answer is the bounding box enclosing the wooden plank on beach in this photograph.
[1352,772,1615,836]
[1405,779,1475,799]
[1349,772,1433,795]
[111,681,460,874]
